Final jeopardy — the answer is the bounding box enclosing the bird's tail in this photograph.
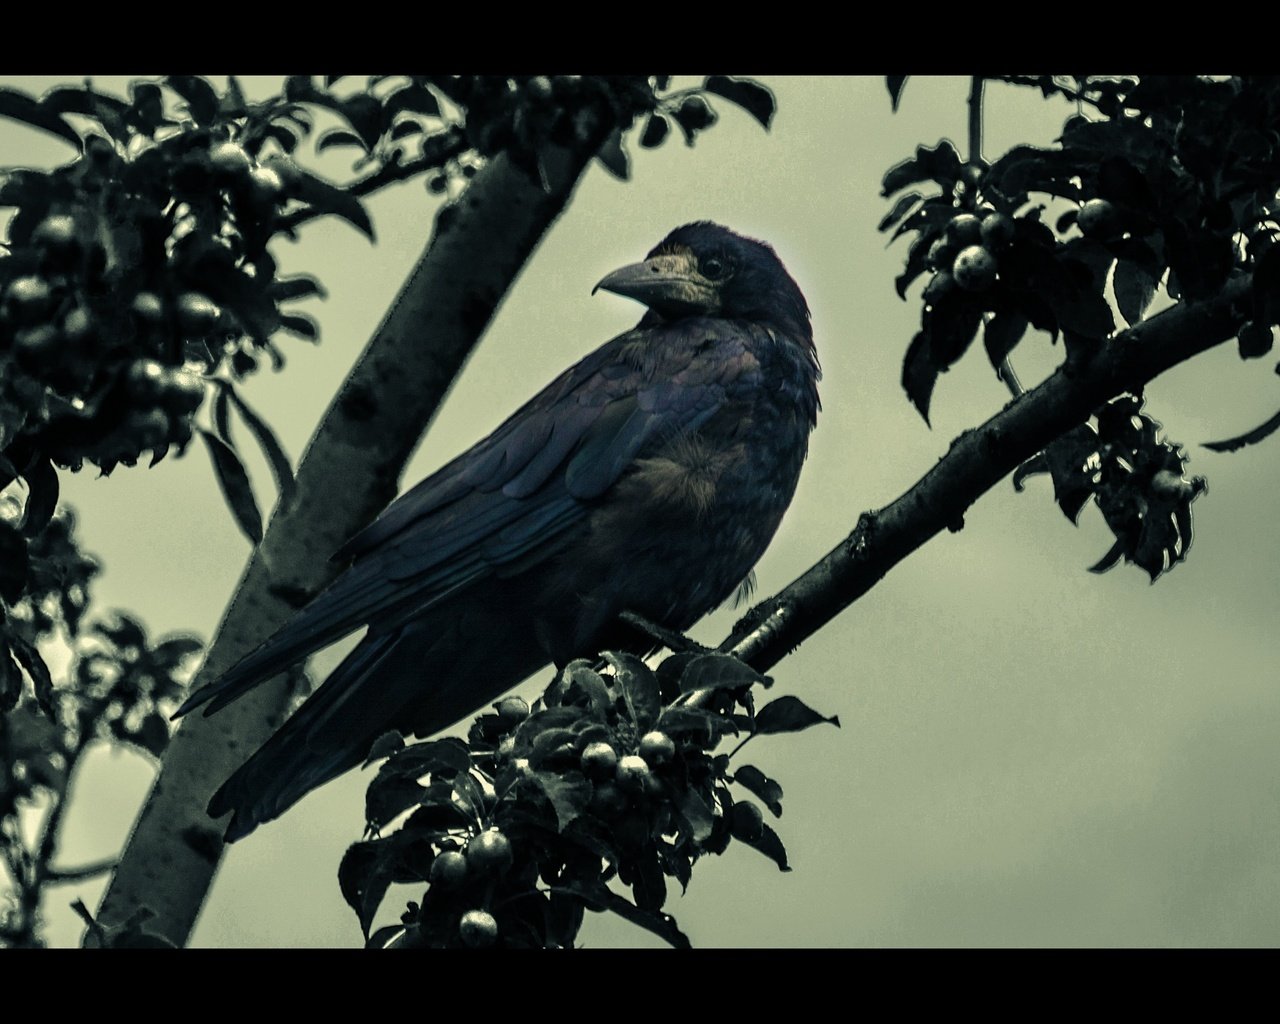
[208,588,551,842]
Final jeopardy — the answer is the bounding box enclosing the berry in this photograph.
[458,909,498,948]
[465,829,513,875]
[581,741,618,775]
[33,214,79,256]
[162,369,206,414]
[5,276,53,323]
[925,237,956,272]
[131,292,165,324]
[14,324,61,362]
[638,731,675,765]
[175,292,221,334]
[615,754,653,793]
[945,213,983,247]
[922,269,956,305]
[1238,321,1274,359]
[429,850,468,889]
[126,359,168,401]
[1077,198,1124,240]
[209,141,252,179]
[952,245,998,291]
[980,212,1016,249]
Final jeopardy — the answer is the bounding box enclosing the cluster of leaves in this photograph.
[1014,394,1206,580]
[882,75,1280,579]
[0,502,201,947]
[339,649,837,949]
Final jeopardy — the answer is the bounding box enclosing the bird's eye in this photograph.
[701,255,731,280]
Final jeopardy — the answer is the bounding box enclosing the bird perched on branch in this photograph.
[175,221,820,842]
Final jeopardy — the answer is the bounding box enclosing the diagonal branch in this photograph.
[91,115,615,948]
[722,273,1254,673]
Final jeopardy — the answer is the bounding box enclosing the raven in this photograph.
[175,221,820,842]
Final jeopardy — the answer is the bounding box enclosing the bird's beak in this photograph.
[593,249,721,318]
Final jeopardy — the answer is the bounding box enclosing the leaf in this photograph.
[269,274,328,302]
[675,652,769,694]
[316,128,368,154]
[292,169,375,241]
[676,784,716,842]
[656,706,738,742]
[878,191,924,234]
[1203,407,1280,452]
[528,769,591,830]
[19,457,58,538]
[595,129,629,180]
[9,634,55,716]
[983,312,1029,369]
[278,313,319,342]
[362,729,405,768]
[338,839,394,938]
[383,83,440,120]
[1252,245,1280,325]
[0,521,30,604]
[737,821,791,871]
[703,76,775,129]
[603,651,660,734]
[564,661,612,714]
[639,113,669,149]
[734,764,783,818]
[1114,260,1159,327]
[198,429,263,545]
[382,737,472,779]
[882,140,962,196]
[229,386,298,509]
[754,695,840,735]
[165,76,219,124]
[886,76,909,111]
[901,330,937,425]
[1088,538,1126,574]
[552,880,690,949]
[0,86,82,150]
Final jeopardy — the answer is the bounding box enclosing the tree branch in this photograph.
[722,273,1254,674]
[92,116,615,948]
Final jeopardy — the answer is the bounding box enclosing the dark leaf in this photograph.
[604,651,660,734]
[553,880,690,949]
[703,76,775,129]
[165,76,219,125]
[882,140,962,196]
[278,313,319,342]
[737,821,791,871]
[339,94,384,150]
[754,695,840,735]
[316,128,369,154]
[528,769,591,830]
[902,330,937,425]
[1252,245,1280,325]
[1088,537,1127,575]
[639,113,669,148]
[384,83,440,120]
[1012,453,1050,492]
[367,924,405,950]
[886,76,909,111]
[269,274,327,302]
[878,191,924,234]
[0,521,29,604]
[293,169,375,241]
[9,635,55,715]
[19,457,58,538]
[563,661,612,714]
[220,76,248,117]
[198,429,262,545]
[41,85,127,123]
[94,613,147,652]
[338,839,393,938]
[1203,407,1280,452]
[676,784,716,842]
[0,86,82,150]
[383,737,472,779]
[212,383,232,445]
[131,711,172,758]
[151,635,204,671]
[389,120,423,142]
[675,652,768,694]
[1114,260,1159,327]
[734,764,783,818]
[983,312,1029,369]
[595,129,629,181]
[362,729,405,768]
[656,706,738,742]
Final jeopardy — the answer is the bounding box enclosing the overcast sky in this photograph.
[5,75,1280,947]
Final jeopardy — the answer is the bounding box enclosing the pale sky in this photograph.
[5,76,1279,947]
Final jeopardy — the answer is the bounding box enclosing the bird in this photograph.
[175,221,820,842]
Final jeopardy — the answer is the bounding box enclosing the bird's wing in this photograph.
[175,322,753,719]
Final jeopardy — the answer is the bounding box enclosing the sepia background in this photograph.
[4,75,1279,947]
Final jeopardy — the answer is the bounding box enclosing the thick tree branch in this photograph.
[92,118,614,948]
[723,273,1254,673]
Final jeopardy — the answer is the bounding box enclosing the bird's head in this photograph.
[594,222,813,351]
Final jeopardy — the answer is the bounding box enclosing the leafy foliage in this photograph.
[883,75,1280,581]
[340,650,836,948]
[0,502,201,947]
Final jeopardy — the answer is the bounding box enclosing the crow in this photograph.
[175,221,820,842]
